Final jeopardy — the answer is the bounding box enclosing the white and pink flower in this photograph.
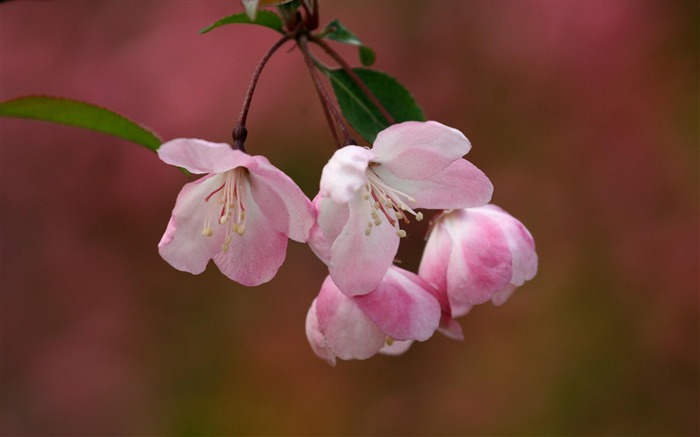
[309,121,494,296]
[305,266,447,365]
[157,138,315,286]
[419,205,538,316]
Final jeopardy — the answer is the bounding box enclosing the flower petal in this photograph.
[158,138,258,174]
[438,318,464,340]
[319,145,374,204]
[354,267,441,341]
[373,159,493,210]
[418,216,453,293]
[308,194,348,265]
[248,155,315,242]
[328,194,400,296]
[444,209,513,306]
[372,121,472,179]
[491,283,518,307]
[212,185,288,286]
[158,174,226,274]
[305,299,337,366]
[315,276,386,361]
[481,205,538,286]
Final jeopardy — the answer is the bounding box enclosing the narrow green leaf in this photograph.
[199,10,284,34]
[321,19,376,66]
[326,68,425,143]
[1,96,162,151]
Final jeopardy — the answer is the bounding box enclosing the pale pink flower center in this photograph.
[363,165,423,238]
[201,168,249,252]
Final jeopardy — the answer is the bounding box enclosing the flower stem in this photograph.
[233,33,294,152]
[309,35,395,125]
[297,35,353,148]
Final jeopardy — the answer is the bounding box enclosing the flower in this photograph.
[157,138,315,286]
[305,266,444,365]
[418,205,538,316]
[241,0,294,21]
[309,121,494,296]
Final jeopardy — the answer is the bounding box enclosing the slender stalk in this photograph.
[298,35,353,148]
[309,35,395,125]
[233,33,294,151]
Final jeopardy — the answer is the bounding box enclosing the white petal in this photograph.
[158,138,258,174]
[372,121,472,179]
[320,145,374,204]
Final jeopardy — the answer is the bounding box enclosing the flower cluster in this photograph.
[158,121,537,364]
[153,0,538,365]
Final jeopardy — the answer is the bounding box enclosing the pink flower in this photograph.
[305,266,444,365]
[157,138,315,286]
[309,121,493,296]
[418,205,538,316]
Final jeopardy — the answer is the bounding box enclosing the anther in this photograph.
[397,229,407,238]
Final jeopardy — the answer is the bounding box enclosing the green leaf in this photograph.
[322,19,361,45]
[321,19,376,67]
[199,10,284,34]
[326,68,425,143]
[0,96,162,151]
[359,46,376,67]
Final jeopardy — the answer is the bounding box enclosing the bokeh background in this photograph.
[2,1,698,435]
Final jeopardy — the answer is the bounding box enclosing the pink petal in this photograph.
[158,174,227,274]
[418,217,453,294]
[307,195,336,265]
[491,283,518,307]
[444,209,513,306]
[248,156,315,243]
[438,318,464,340]
[212,188,288,286]
[481,205,538,286]
[328,195,400,296]
[319,145,374,204]
[305,299,336,366]
[373,159,493,210]
[158,138,258,174]
[451,301,473,318]
[354,267,441,341]
[415,258,463,340]
[316,276,386,361]
[372,121,472,179]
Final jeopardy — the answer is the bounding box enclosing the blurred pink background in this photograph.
[2,1,698,435]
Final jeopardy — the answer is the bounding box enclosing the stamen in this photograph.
[200,168,250,246]
[361,166,425,238]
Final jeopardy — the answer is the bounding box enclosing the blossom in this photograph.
[305,266,444,365]
[241,0,294,21]
[418,205,538,316]
[309,121,493,296]
[157,138,315,286]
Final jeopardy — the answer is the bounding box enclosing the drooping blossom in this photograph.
[309,121,494,296]
[418,205,538,316]
[305,266,447,365]
[157,138,315,286]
